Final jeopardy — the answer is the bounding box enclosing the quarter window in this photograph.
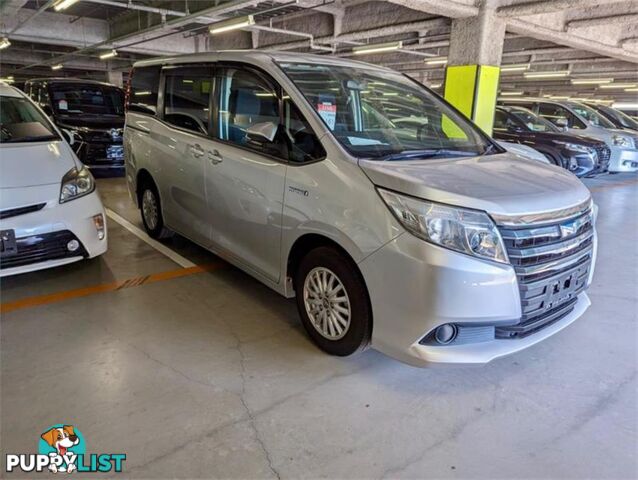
[128,65,160,115]
[283,97,325,162]
[163,67,212,135]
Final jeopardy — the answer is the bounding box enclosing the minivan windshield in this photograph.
[278,62,496,160]
[50,83,124,117]
[568,102,615,129]
[0,95,59,143]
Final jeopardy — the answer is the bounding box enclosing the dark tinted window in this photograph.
[50,83,123,116]
[163,66,211,135]
[128,65,160,115]
[538,103,585,129]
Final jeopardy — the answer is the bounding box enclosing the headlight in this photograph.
[60,166,95,203]
[612,134,631,147]
[552,140,592,154]
[377,188,508,264]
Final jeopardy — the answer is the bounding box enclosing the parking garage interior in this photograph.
[1,1,637,478]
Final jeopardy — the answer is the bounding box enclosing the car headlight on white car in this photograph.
[612,134,632,148]
[60,166,95,203]
[378,188,509,264]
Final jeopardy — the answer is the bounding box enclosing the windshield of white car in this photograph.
[0,96,60,143]
[50,83,124,117]
[568,103,615,129]
[509,108,558,133]
[278,62,497,159]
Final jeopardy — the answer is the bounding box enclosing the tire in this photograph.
[139,179,172,239]
[294,246,372,356]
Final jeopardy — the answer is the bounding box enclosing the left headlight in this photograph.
[378,188,509,264]
[553,140,592,154]
[612,134,631,147]
[60,166,95,203]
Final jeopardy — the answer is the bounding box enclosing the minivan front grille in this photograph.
[495,204,594,339]
[593,144,610,172]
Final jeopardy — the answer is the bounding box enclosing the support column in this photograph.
[443,1,505,135]
[106,70,123,87]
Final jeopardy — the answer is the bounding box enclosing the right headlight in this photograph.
[612,134,631,147]
[378,188,508,264]
[552,140,592,154]
[60,166,95,203]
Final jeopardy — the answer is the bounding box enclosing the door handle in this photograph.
[208,149,223,165]
[189,144,205,158]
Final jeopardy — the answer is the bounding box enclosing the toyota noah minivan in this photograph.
[124,51,597,367]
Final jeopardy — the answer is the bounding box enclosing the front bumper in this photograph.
[0,189,107,277]
[608,146,638,172]
[359,231,593,367]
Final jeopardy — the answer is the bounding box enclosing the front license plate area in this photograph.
[545,264,588,310]
[107,145,124,161]
[0,230,17,257]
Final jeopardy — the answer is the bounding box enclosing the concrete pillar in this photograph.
[443,0,505,135]
[106,70,123,87]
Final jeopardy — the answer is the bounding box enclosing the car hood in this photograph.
[359,152,591,217]
[0,140,79,189]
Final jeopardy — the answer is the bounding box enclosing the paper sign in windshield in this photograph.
[58,100,68,110]
[317,102,336,130]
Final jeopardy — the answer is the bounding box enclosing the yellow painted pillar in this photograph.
[443,64,501,136]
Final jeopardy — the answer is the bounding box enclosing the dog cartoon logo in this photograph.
[39,425,84,473]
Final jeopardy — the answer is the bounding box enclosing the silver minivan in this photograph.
[124,51,597,367]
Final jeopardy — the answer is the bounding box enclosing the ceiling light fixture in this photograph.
[599,83,637,89]
[99,49,118,60]
[209,15,255,35]
[0,76,14,83]
[624,88,638,92]
[500,91,525,96]
[51,64,63,71]
[571,78,613,85]
[0,37,11,50]
[352,41,403,55]
[524,70,570,79]
[500,63,530,72]
[53,0,80,11]
[612,102,638,110]
[425,56,448,66]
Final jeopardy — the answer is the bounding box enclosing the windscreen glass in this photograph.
[569,103,615,128]
[278,62,495,160]
[51,83,124,117]
[0,95,59,143]
[509,108,558,132]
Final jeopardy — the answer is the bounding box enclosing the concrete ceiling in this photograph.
[1,0,637,103]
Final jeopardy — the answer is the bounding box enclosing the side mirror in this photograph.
[246,122,278,144]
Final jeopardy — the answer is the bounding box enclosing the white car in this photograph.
[497,140,551,164]
[0,82,107,277]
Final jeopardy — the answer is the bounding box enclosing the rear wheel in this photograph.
[294,247,371,356]
[139,180,172,239]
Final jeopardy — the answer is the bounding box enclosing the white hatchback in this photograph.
[0,82,107,277]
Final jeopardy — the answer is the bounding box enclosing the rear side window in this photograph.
[128,66,160,115]
[163,66,212,135]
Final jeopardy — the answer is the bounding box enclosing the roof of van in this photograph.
[25,77,120,88]
[0,82,23,97]
[132,50,395,72]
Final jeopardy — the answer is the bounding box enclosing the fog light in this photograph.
[67,239,80,252]
[93,213,105,240]
[434,324,458,345]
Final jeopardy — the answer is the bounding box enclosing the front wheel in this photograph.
[295,247,372,356]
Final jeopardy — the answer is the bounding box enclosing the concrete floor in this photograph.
[1,174,636,479]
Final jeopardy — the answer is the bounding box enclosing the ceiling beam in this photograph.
[386,0,478,19]
[497,0,623,17]
[567,13,638,30]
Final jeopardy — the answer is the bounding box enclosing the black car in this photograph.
[585,103,638,132]
[23,78,125,174]
[493,105,610,177]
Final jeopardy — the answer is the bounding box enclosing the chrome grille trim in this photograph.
[491,198,592,227]
[507,229,594,259]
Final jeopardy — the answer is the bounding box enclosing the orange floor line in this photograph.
[0,263,224,315]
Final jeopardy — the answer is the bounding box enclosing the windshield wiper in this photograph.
[381,149,477,161]
[4,134,59,143]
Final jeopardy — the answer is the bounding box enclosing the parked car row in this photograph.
[2,52,635,367]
